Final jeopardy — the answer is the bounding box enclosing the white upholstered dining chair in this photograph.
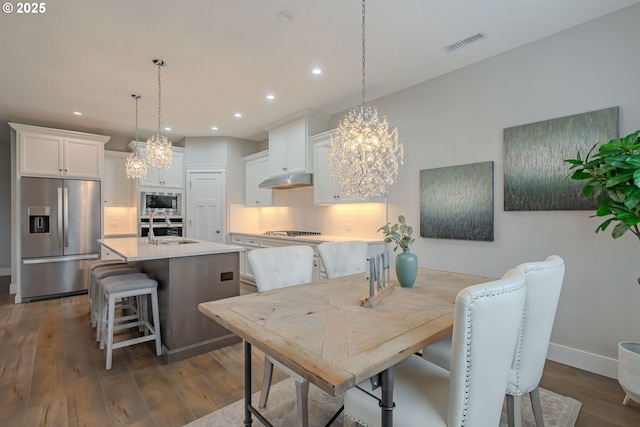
[343,268,527,427]
[317,240,368,279]
[247,245,315,427]
[422,255,565,427]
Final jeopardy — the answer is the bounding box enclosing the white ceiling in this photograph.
[1,0,638,144]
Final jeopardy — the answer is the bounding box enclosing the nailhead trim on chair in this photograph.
[461,283,526,425]
[510,260,563,396]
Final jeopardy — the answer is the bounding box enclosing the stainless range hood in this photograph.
[259,173,313,189]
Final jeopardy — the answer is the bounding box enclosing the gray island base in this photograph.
[98,237,243,363]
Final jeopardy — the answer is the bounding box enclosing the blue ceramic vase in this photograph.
[396,247,418,288]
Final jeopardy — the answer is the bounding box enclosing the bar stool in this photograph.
[91,264,139,333]
[95,270,149,344]
[88,259,127,314]
[99,273,162,370]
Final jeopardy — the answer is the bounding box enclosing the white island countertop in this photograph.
[99,237,244,262]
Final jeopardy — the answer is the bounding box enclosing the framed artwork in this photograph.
[503,106,619,211]
[420,161,494,241]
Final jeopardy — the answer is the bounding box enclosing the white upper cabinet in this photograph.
[244,151,272,206]
[103,150,135,206]
[265,110,330,178]
[268,118,307,176]
[311,130,366,205]
[11,123,109,179]
[135,144,185,190]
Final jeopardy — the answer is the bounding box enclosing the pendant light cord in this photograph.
[361,0,367,110]
[134,94,140,147]
[156,61,162,135]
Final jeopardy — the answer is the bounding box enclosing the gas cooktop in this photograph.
[263,231,322,237]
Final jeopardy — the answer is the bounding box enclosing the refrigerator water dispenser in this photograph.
[28,206,51,234]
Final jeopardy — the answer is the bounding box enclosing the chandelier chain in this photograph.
[361,0,366,108]
[156,61,162,134]
[126,93,147,179]
[134,94,140,146]
[146,59,172,170]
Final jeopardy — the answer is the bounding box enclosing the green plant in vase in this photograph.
[564,130,640,241]
[378,215,418,288]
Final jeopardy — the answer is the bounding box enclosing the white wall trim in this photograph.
[547,342,619,379]
[0,267,9,276]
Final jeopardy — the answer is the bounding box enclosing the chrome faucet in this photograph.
[148,211,173,244]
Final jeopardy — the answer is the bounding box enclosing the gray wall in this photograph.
[182,136,260,205]
[328,4,640,377]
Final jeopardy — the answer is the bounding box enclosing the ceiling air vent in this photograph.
[444,32,486,53]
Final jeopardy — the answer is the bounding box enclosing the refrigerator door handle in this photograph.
[57,186,63,248]
[63,186,69,248]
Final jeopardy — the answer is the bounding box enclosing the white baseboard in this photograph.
[9,283,17,294]
[0,267,10,276]
[547,342,618,380]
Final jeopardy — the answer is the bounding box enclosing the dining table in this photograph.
[198,267,492,427]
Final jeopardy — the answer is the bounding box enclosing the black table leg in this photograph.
[244,341,252,427]
[380,366,395,427]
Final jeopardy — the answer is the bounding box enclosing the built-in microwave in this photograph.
[140,191,182,216]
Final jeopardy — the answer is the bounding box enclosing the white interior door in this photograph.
[187,171,224,243]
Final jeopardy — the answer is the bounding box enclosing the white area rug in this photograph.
[185,378,581,427]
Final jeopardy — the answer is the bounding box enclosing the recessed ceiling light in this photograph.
[234,113,242,118]
[164,127,172,131]
[266,94,275,100]
[312,68,322,75]
[73,111,82,116]
[278,11,293,23]
[211,126,218,131]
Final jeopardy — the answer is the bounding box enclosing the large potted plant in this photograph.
[378,215,417,288]
[564,130,640,240]
[565,129,640,406]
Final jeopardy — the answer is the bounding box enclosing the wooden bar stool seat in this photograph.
[99,273,162,370]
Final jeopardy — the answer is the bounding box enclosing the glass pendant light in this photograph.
[125,94,148,179]
[328,0,403,198]
[146,59,173,169]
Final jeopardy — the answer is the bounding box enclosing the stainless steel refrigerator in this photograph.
[20,177,101,301]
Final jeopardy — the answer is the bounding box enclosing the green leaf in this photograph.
[595,218,612,232]
[596,202,612,216]
[612,221,630,238]
[570,171,592,180]
[605,171,635,187]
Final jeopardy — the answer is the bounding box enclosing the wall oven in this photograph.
[140,191,182,217]
[139,216,184,238]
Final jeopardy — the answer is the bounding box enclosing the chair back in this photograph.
[248,245,314,292]
[507,255,565,395]
[448,268,526,427]
[317,241,368,279]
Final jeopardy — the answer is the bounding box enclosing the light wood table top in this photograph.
[198,268,491,397]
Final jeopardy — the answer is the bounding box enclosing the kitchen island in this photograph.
[99,237,244,363]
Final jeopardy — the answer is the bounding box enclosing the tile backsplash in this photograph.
[229,188,387,238]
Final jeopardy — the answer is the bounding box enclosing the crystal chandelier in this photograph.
[328,0,403,198]
[125,94,148,179]
[146,59,173,169]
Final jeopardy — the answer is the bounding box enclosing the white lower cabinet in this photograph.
[230,234,246,279]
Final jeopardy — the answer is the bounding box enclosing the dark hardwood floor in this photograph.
[0,276,638,426]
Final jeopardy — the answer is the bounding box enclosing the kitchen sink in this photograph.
[158,239,198,246]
